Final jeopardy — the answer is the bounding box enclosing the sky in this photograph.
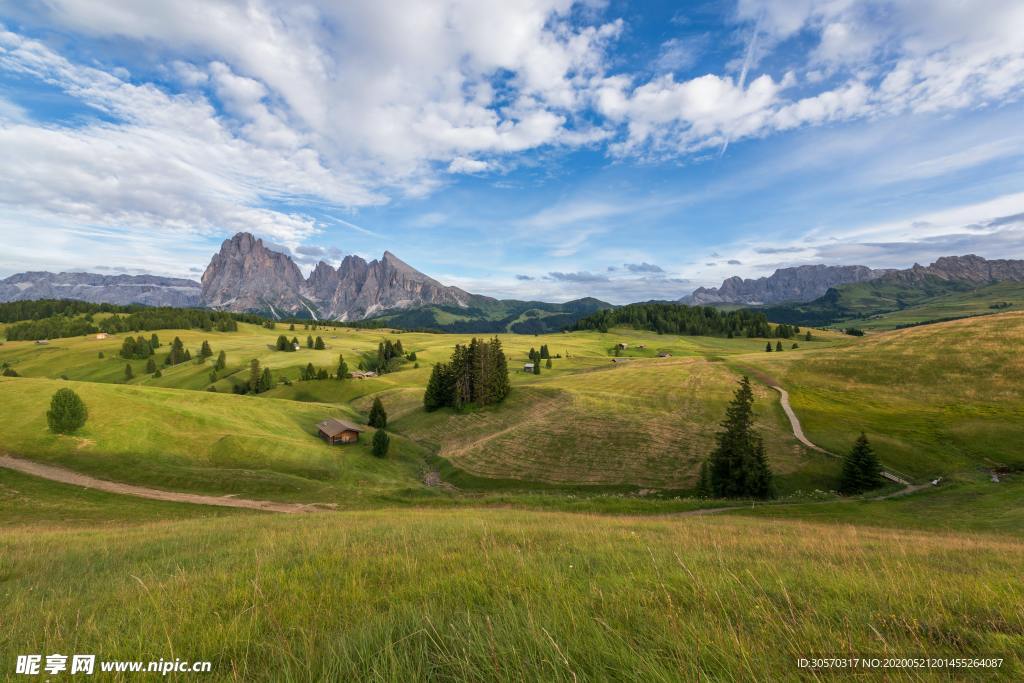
[0,0,1023,304]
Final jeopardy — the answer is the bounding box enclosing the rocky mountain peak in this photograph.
[683,264,885,306]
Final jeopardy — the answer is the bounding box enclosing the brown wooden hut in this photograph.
[316,418,363,445]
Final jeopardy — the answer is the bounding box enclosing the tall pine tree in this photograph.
[838,433,883,494]
[707,376,774,499]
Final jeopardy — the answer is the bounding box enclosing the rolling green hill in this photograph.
[354,296,611,333]
[762,277,1024,329]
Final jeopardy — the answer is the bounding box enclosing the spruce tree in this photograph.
[289,323,295,331]
[838,433,883,494]
[149,333,160,349]
[153,369,162,378]
[145,357,156,374]
[248,359,261,393]
[200,340,213,357]
[707,376,774,499]
[765,342,772,352]
[46,388,88,433]
[304,362,315,381]
[775,341,783,352]
[805,330,813,341]
[336,354,348,379]
[307,335,314,349]
[276,335,289,351]
[124,363,133,380]
[533,359,541,374]
[260,367,273,393]
[368,397,387,429]
[372,429,390,458]
[209,369,218,383]
[215,350,226,371]
[314,336,325,350]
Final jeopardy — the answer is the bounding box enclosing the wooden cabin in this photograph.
[316,418,363,445]
[95,333,109,340]
[523,363,535,372]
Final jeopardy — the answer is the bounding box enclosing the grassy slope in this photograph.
[857,281,1024,330]
[740,311,1024,480]
[0,376,427,504]
[2,509,1022,681]
[0,324,851,496]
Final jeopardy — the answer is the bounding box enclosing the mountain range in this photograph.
[2,234,1023,331]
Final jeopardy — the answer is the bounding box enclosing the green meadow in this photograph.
[2,312,1023,679]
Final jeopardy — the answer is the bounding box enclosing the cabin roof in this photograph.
[316,418,364,436]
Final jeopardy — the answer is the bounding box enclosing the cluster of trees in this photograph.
[696,377,774,499]
[299,363,329,381]
[275,335,298,351]
[240,359,273,394]
[4,316,98,341]
[164,337,191,366]
[364,338,404,374]
[119,334,160,360]
[0,299,112,323]
[772,323,801,339]
[572,303,775,338]
[424,337,510,411]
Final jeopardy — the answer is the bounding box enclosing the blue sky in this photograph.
[1,0,1023,303]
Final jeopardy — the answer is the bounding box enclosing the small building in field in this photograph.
[95,333,109,340]
[658,351,671,358]
[616,342,628,350]
[35,339,49,345]
[316,418,363,445]
[293,342,301,351]
[523,363,535,372]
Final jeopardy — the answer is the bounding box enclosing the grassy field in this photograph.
[739,311,1024,480]
[0,323,851,497]
[2,507,1021,681]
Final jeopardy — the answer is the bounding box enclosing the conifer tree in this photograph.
[707,376,774,499]
[260,367,273,393]
[184,349,192,361]
[146,357,156,373]
[47,388,88,433]
[149,333,160,349]
[154,369,162,378]
[276,335,289,351]
[200,340,213,357]
[209,369,217,383]
[306,335,314,349]
[289,323,295,331]
[303,362,315,381]
[372,429,390,458]
[317,368,328,379]
[336,354,348,379]
[765,342,773,352]
[533,359,541,374]
[314,336,325,350]
[248,359,261,393]
[775,341,783,352]
[368,397,387,429]
[124,363,133,380]
[215,350,226,371]
[838,433,883,494]
[424,363,450,411]
[805,330,813,341]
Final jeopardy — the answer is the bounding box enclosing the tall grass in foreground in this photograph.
[3,509,1022,681]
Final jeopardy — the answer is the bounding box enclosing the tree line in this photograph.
[424,337,511,410]
[571,303,777,338]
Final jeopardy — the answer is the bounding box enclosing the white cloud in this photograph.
[447,157,490,174]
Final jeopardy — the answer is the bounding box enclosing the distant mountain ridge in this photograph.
[200,232,479,320]
[761,254,1024,326]
[681,264,891,306]
[0,271,202,307]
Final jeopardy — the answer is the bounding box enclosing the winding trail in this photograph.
[0,455,326,514]
[770,386,915,488]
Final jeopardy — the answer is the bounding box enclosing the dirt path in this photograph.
[770,386,913,487]
[0,455,326,514]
